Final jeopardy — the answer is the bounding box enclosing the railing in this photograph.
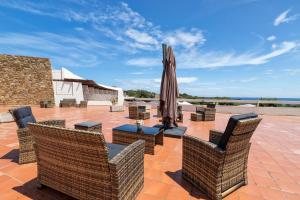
[124,97,300,116]
[125,97,300,106]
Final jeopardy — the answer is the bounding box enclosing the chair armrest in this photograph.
[109,140,145,200]
[209,129,223,144]
[183,135,225,172]
[37,120,66,128]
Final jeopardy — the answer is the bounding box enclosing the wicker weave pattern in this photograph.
[191,113,203,121]
[110,140,145,200]
[195,107,216,121]
[209,130,223,144]
[138,112,150,120]
[113,129,163,155]
[60,99,76,107]
[128,106,150,120]
[16,120,65,164]
[182,117,261,200]
[28,123,145,200]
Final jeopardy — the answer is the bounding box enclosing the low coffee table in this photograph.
[112,124,163,155]
[74,121,102,132]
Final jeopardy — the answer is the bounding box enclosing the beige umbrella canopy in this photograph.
[159,44,179,128]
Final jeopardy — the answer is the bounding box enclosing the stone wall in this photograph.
[0,54,55,105]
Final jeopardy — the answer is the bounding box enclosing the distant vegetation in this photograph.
[125,90,156,98]
[179,93,200,99]
[125,90,300,108]
[179,93,231,100]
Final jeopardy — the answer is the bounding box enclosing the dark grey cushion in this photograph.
[218,113,258,149]
[107,143,126,160]
[11,106,36,128]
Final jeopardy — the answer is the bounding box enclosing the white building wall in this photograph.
[116,88,124,106]
[52,81,84,106]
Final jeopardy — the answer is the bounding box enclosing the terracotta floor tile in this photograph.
[253,175,280,189]
[258,187,286,200]
[136,193,160,200]
[238,192,265,200]
[223,191,239,200]
[166,185,190,200]
[282,192,300,200]
[237,184,262,197]
[0,106,300,199]
[143,178,172,198]
[275,179,300,194]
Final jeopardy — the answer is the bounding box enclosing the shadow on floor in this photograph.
[0,149,19,163]
[13,178,74,200]
[165,170,208,199]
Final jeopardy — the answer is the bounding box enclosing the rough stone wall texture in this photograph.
[0,54,55,105]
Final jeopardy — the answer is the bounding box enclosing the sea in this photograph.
[230,97,300,101]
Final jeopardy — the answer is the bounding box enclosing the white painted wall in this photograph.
[52,81,84,106]
[52,68,125,106]
[116,88,124,106]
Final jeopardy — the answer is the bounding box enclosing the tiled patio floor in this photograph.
[0,106,300,200]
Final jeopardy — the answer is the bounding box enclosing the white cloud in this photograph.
[267,35,276,41]
[274,9,299,26]
[116,78,161,91]
[177,41,298,69]
[177,77,198,84]
[164,29,205,48]
[240,77,258,83]
[126,57,160,67]
[0,32,109,68]
[75,27,84,31]
[126,41,298,68]
[264,69,273,75]
[284,68,300,76]
[130,72,144,75]
[125,29,158,45]
[230,77,258,83]
[117,76,198,91]
[0,1,207,52]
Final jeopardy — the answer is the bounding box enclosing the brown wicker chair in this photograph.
[182,113,261,200]
[9,106,65,164]
[195,106,216,121]
[28,123,145,200]
[129,105,150,120]
[59,98,77,107]
[79,100,88,108]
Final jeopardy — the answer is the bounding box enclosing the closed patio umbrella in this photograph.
[160,44,179,129]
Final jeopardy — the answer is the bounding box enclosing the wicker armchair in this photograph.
[195,106,216,121]
[129,105,150,120]
[9,106,65,164]
[28,123,145,200]
[182,113,261,200]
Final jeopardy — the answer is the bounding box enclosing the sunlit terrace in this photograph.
[0,106,299,200]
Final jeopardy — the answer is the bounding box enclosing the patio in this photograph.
[0,106,300,200]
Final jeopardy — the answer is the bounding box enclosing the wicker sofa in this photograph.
[59,98,77,107]
[9,106,65,164]
[182,113,261,200]
[28,123,145,200]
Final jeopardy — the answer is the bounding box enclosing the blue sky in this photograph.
[0,0,300,97]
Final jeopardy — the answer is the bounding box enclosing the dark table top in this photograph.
[113,124,161,135]
[75,121,101,128]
